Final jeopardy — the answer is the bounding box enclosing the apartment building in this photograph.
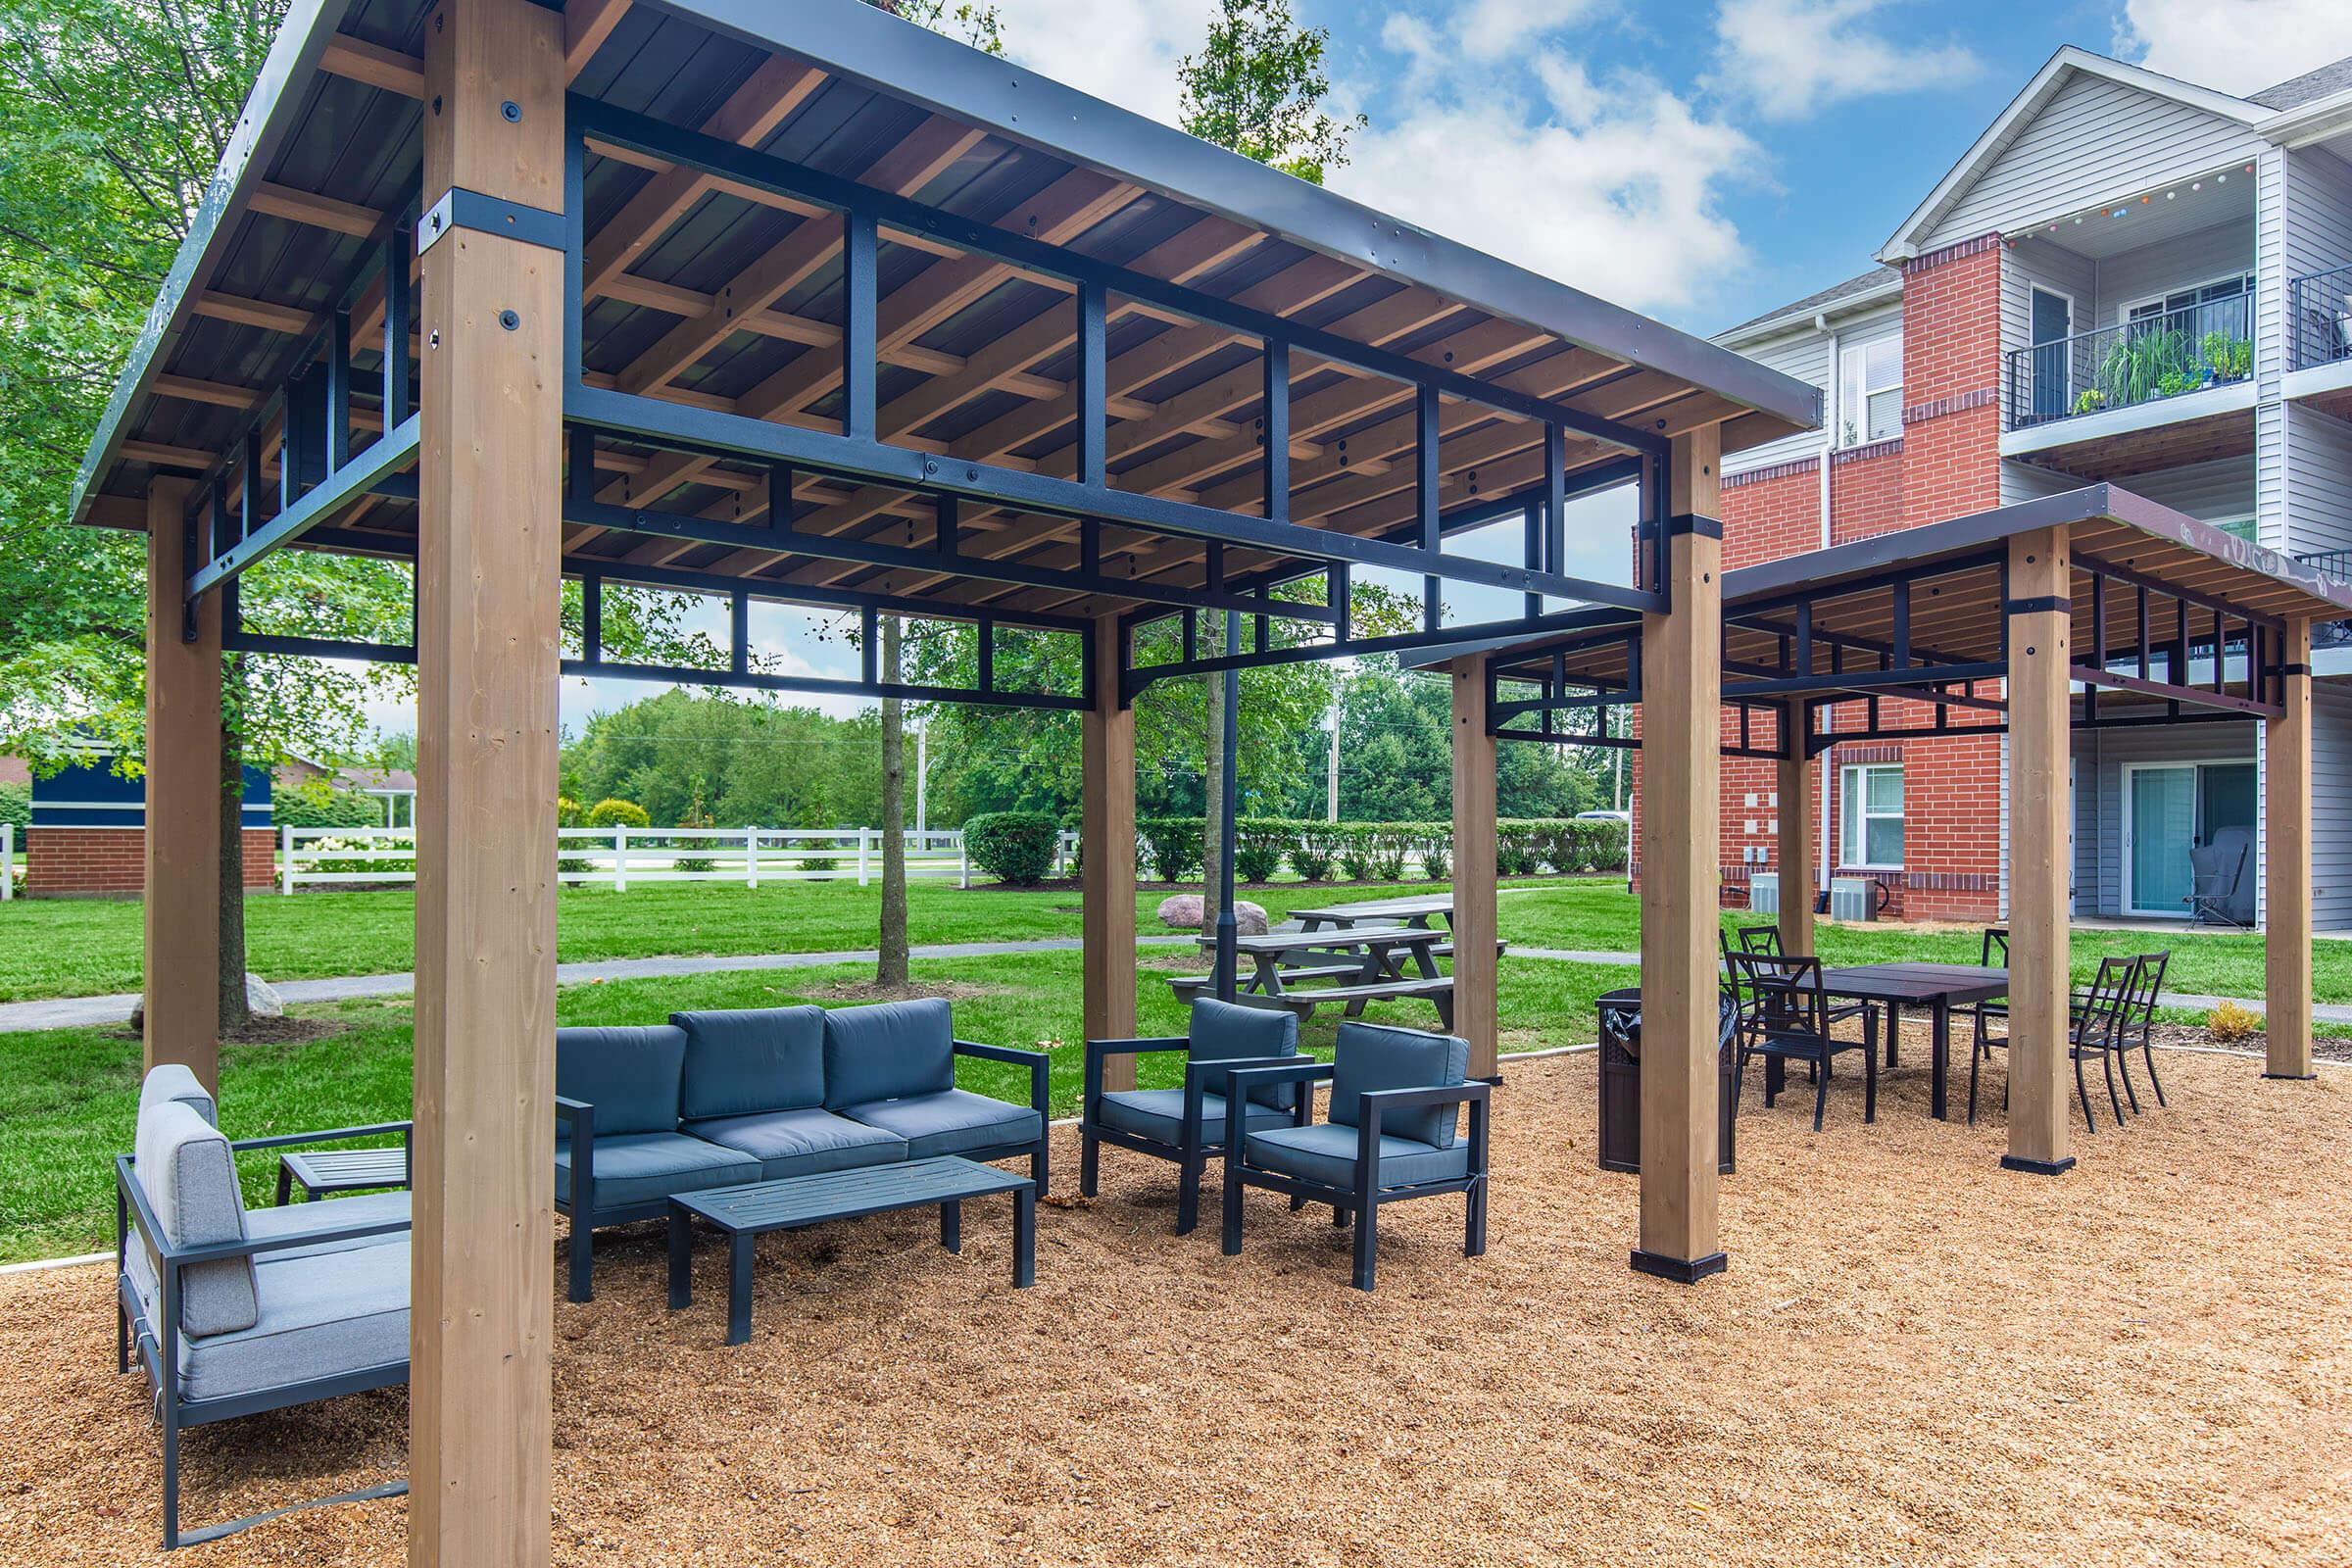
[1711,46,2352,929]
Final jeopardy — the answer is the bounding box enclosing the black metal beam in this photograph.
[187,414,422,597]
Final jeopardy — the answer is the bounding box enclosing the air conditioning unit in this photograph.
[1830,876,1879,922]
[1749,872,1779,916]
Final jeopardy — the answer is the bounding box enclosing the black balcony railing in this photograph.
[2289,264,2352,371]
[2004,295,2254,431]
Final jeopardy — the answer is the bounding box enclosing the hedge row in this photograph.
[1126,816,1628,884]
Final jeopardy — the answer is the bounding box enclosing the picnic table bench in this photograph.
[1168,925,1458,1027]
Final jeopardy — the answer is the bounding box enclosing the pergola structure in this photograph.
[1434,480,2341,1181]
[69,0,1819,1560]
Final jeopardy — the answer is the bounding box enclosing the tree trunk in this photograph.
[217,662,250,1036]
[1201,671,1225,931]
[877,616,908,988]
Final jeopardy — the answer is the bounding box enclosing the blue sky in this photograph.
[368,0,2352,736]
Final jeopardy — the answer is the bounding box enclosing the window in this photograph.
[2124,273,2253,333]
[1838,336,1902,447]
[1839,763,1904,868]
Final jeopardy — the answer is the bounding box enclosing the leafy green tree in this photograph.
[858,0,1005,54]
[1176,0,1365,184]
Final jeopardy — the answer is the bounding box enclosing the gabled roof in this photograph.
[1881,46,2267,262]
[1714,268,1901,348]
[2249,56,2352,112]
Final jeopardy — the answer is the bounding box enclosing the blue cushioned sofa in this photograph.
[557,997,1049,1300]
[117,1065,415,1549]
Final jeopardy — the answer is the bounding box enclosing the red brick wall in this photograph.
[1897,234,2003,526]
[25,827,276,898]
[1721,456,1821,569]
[1829,441,1904,542]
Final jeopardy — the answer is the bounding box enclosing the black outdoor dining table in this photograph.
[1816,963,2009,1121]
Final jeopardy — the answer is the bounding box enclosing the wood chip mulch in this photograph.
[5,1050,2348,1566]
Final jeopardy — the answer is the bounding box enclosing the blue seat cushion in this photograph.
[836,1090,1042,1159]
[556,1025,688,1137]
[685,1107,908,1180]
[557,1132,759,1211]
[672,1005,827,1121]
[1185,998,1300,1109]
[1329,1022,1470,1149]
[822,999,956,1108]
[1244,1122,1470,1191]
[176,1239,409,1404]
[1096,1089,1294,1147]
[243,1191,411,1265]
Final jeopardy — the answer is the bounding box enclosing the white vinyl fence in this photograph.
[1,822,13,901]
[278,825,1076,893]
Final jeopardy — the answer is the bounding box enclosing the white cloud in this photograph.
[1707,0,1980,121]
[2114,0,2352,97]
[1335,50,1755,315]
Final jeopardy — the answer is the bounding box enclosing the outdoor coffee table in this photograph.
[666,1156,1036,1345]
[272,1144,412,1204]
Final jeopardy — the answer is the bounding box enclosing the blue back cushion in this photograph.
[822,999,955,1107]
[1186,998,1299,1107]
[1328,1022,1470,1149]
[672,1005,827,1120]
[556,1025,686,1137]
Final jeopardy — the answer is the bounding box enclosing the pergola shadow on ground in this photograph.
[1422,479,2346,1171]
[73,0,1823,1557]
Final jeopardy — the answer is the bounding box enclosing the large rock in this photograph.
[129,972,284,1033]
[1153,895,1269,935]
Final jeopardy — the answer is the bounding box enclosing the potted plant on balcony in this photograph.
[2200,329,2253,385]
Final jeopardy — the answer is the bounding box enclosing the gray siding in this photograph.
[2312,682,2352,928]
[1923,72,2264,252]
[2122,455,2255,527]
[2283,403,2352,558]
[1721,326,1832,476]
[2090,220,2254,326]
[2000,458,2085,507]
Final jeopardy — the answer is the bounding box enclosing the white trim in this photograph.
[2117,270,2254,329]
[1836,334,1904,448]
[1714,274,1902,350]
[1882,47,2267,263]
[2283,356,2352,403]
[1838,761,1905,870]
[1997,377,2256,458]
[2121,758,2256,917]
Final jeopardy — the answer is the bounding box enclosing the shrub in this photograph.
[586,798,650,829]
[1291,823,1343,881]
[298,833,416,883]
[272,779,384,829]
[0,780,26,834]
[1235,818,1288,884]
[964,810,1060,885]
[671,779,716,873]
[1138,816,1203,882]
[1420,838,1451,882]
[2207,1001,2261,1043]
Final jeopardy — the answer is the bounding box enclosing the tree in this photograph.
[857,0,1005,55]
[1176,0,1365,185]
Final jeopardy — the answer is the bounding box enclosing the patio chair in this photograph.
[2110,950,2171,1112]
[1220,1022,1489,1292]
[2188,829,2253,928]
[117,1065,413,1548]
[1722,926,1878,1061]
[1078,997,1302,1234]
[1968,955,2139,1131]
[1962,928,2009,1059]
[1728,953,1878,1131]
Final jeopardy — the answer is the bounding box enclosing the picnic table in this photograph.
[1815,962,2008,1121]
[1170,924,1457,1027]
[1289,895,1457,933]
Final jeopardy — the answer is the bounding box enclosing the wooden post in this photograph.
[1082,612,1138,1086]
[1450,657,1499,1077]
[142,476,220,1090]
[1633,427,1726,1283]
[412,0,562,1563]
[1776,703,1815,956]
[2265,616,2315,1080]
[2003,525,2075,1174]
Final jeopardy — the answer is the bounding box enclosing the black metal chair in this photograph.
[1721,926,1877,1062]
[2111,950,2171,1112]
[1729,953,1878,1131]
[1969,954,2139,1130]
[1963,927,2009,1060]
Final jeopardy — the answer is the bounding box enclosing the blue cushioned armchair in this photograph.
[1079,998,1302,1234]
[1221,1021,1490,1292]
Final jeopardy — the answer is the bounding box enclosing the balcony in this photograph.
[2289,264,2352,371]
[2004,294,2254,432]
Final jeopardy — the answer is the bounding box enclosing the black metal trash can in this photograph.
[1594,986,1736,1175]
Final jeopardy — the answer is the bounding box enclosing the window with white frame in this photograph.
[1839,763,1904,868]
[1838,336,1902,447]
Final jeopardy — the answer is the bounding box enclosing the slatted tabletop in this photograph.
[1290,897,1456,930]
[1196,925,1446,956]
[672,1156,1029,1234]
[276,1145,411,1202]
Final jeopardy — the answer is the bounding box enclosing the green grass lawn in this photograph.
[0,950,1626,1262]
[0,876,1462,1003]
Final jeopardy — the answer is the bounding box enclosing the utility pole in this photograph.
[1326,696,1341,822]
[914,720,928,836]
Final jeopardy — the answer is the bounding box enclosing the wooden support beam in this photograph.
[191,289,317,335]
[1082,613,1138,1087]
[2266,615,2316,1080]
[1634,427,1725,1283]
[142,477,220,1091]
[248,180,384,238]
[1775,702,1815,956]
[119,439,219,471]
[152,373,262,411]
[412,1,562,1562]
[321,33,426,96]
[1450,658,1499,1078]
[2003,525,2075,1175]
[564,0,629,80]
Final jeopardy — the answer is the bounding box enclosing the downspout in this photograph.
[1816,312,1838,905]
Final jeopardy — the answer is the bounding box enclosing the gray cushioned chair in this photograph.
[556,1023,760,1302]
[1221,1021,1490,1292]
[117,1066,413,1548]
[1078,998,1302,1234]
[823,998,1051,1189]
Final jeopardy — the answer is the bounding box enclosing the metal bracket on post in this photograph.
[417,187,567,256]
